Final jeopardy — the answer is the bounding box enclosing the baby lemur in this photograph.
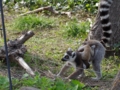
[57,40,105,80]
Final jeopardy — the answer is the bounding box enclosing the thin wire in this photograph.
[0,0,12,90]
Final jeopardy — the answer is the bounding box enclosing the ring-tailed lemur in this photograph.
[100,0,113,47]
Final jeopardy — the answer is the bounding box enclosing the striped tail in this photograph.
[100,0,113,47]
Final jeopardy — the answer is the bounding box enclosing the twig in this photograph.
[20,6,72,18]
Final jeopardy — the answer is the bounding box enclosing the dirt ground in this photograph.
[80,77,113,90]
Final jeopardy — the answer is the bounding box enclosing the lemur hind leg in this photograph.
[92,60,102,80]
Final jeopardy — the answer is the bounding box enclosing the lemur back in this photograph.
[82,40,105,61]
[100,0,113,47]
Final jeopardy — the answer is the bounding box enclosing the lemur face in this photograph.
[61,48,76,62]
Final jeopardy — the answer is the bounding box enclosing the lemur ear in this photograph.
[68,48,72,51]
[72,52,76,58]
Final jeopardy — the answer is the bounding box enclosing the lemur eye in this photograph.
[65,55,69,59]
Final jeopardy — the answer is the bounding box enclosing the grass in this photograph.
[0,12,119,90]
[63,19,90,37]
[0,73,86,90]
[12,14,55,32]
[0,76,9,90]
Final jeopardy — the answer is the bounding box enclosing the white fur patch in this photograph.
[91,45,96,49]
[64,53,67,56]
[102,22,111,27]
[100,8,109,12]
[103,30,112,34]
[83,63,86,69]
[68,48,72,51]
[68,61,76,69]
[100,14,109,20]
[100,1,111,6]
[69,53,76,62]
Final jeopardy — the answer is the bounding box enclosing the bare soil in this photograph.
[80,77,113,90]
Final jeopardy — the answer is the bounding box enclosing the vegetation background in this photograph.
[0,0,119,90]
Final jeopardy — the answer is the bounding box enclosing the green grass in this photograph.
[63,20,90,38]
[0,76,9,90]
[0,73,85,90]
[12,15,55,32]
